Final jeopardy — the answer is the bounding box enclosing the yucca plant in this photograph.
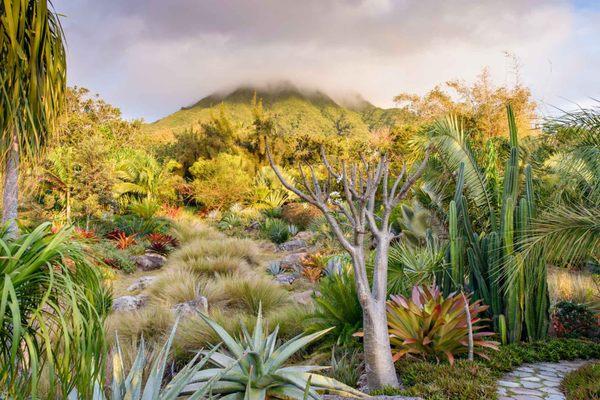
[0,222,109,398]
[261,218,290,244]
[387,285,498,365]
[182,309,365,400]
[71,321,225,400]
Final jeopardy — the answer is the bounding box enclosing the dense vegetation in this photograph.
[1,1,598,399]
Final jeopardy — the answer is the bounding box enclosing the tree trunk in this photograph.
[362,299,399,390]
[2,134,19,238]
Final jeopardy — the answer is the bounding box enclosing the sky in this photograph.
[53,0,599,122]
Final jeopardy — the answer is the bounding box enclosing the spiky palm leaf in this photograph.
[428,115,495,227]
[527,205,600,265]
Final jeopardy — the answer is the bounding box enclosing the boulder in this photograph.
[172,296,208,315]
[275,273,296,285]
[278,252,308,271]
[112,294,148,312]
[127,276,157,292]
[278,239,307,252]
[133,253,167,271]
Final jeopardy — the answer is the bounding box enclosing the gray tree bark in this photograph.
[2,134,19,239]
[268,146,430,390]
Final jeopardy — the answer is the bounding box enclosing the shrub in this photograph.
[561,362,600,400]
[281,202,321,230]
[180,311,364,400]
[190,153,254,210]
[147,269,204,305]
[129,198,161,220]
[387,285,498,364]
[307,269,362,348]
[548,268,598,304]
[393,339,600,400]
[167,237,262,268]
[261,218,291,244]
[113,214,171,236]
[552,301,598,339]
[94,241,136,273]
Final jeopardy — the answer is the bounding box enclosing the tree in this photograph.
[0,0,67,237]
[268,146,429,389]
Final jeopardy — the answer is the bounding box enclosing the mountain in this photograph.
[143,82,409,141]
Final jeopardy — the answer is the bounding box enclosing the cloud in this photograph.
[54,0,599,121]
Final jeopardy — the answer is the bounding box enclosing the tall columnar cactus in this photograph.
[446,105,549,343]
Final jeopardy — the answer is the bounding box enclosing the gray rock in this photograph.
[278,239,307,252]
[112,295,148,311]
[278,252,308,270]
[172,296,208,315]
[133,253,167,271]
[275,274,296,285]
[127,276,157,292]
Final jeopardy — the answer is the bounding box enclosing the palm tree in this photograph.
[0,0,67,237]
[528,105,600,266]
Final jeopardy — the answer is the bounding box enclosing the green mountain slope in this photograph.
[143,83,408,141]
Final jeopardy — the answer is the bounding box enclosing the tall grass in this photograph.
[0,223,109,398]
[547,268,599,304]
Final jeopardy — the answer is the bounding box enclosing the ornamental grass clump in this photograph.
[387,285,498,364]
[182,309,365,400]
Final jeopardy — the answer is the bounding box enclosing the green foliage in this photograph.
[386,238,446,296]
[439,106,550,343]
[129,198,161,219]
[115,150,182,204]
[561,362,600,400]
[261,218,291,244]
[552,301,598,339]
[393,339,600,400]
[0,0,66,158]
[94,240,137,273]
[387,285,498,364]
[183,310,365,400]
[307,268,362,348]
[190,153,254,209]
[113,214,170,236]
[0,223,109,398]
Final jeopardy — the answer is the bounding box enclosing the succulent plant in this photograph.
[183,309,365,400]
[266,261,283,276]
[387,285,498,364]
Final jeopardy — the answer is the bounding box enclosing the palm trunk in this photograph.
[362,298,399,389]
[2,134,19,238]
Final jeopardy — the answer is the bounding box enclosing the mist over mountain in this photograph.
[145,82,406,140]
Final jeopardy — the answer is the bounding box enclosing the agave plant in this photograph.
[182,310,365,400]
[70,321,223,400]
[387,285,498,364]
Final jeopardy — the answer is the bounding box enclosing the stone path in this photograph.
[497,360,589,400]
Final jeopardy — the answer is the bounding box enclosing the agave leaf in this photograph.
[264,328,334,372]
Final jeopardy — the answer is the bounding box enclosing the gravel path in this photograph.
[496,360,589,400]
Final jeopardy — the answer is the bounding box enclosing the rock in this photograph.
[172,296,208,315]
[294,230,316,242]
[278,239,307,252]
[278,252,308,270]
[275,274,296,285]
[127,276,157,292]
[112,295,148,311]
[133,253,167,271]
[291,290,314,305]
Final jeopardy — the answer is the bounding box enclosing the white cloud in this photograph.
[54,0,599,121]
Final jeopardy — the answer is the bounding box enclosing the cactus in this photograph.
[445,105,549,343]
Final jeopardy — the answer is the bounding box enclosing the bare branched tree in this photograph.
[268,145,429,389]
